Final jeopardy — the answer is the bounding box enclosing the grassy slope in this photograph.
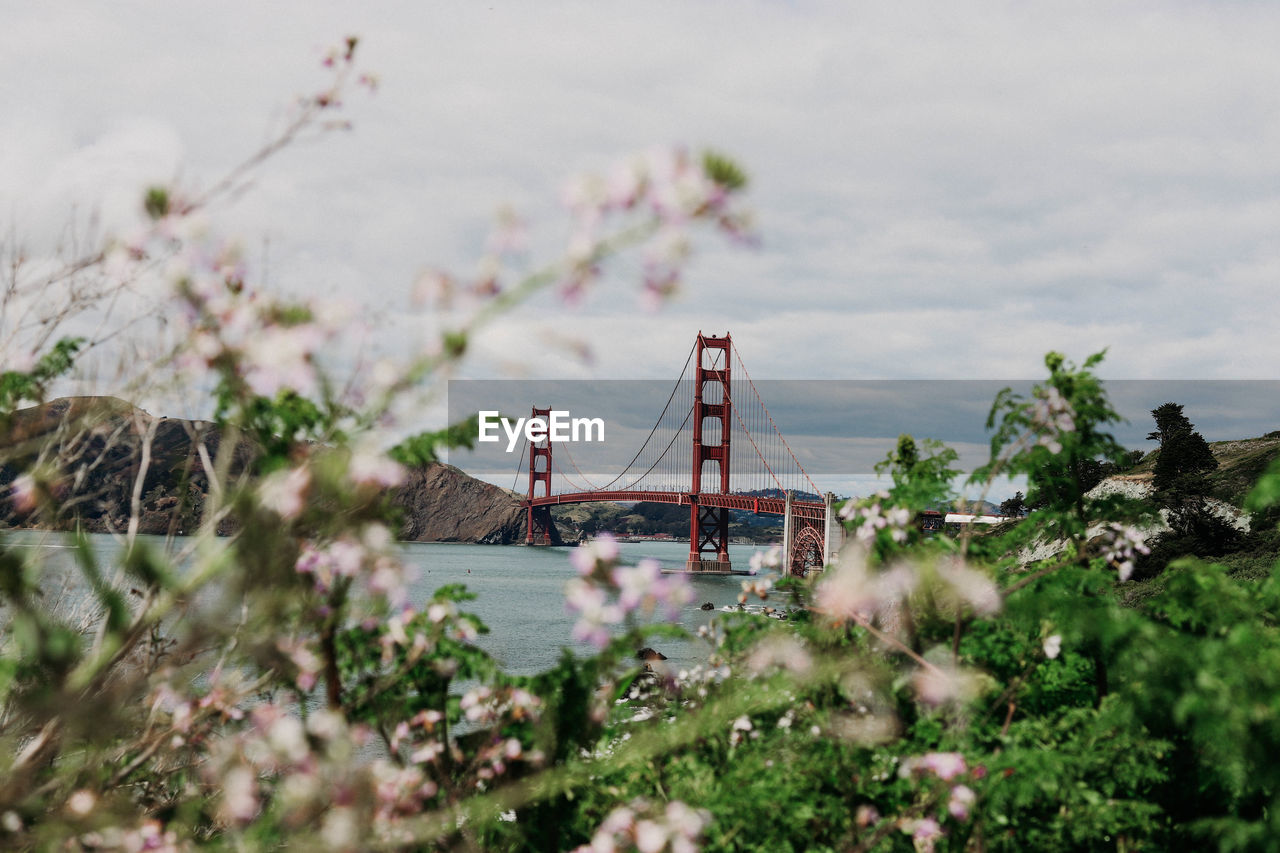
[1128,435,1280,506]
[1118,436,1280,604]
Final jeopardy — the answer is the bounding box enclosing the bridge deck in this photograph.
[525,490,827,521]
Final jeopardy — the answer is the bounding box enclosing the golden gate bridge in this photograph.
[515,332,841,576]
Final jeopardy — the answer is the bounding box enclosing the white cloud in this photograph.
[3,0,1279,410]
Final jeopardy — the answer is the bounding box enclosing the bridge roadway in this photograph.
[525,490,827,522]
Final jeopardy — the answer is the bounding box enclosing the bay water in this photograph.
[410,540,784,674]
[5,533,786,676]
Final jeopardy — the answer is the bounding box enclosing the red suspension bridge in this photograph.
[518,332,841,576]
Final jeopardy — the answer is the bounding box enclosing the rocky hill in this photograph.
[1125,433,1280,506]
[393,462,525,544]
[1017,434,1280,571]
[0,397,525,543]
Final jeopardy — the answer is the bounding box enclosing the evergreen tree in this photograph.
[999,491,1026,517]
[1147,402,1190,447]
[1149,402,1217,492]
[1138,402,1237,569]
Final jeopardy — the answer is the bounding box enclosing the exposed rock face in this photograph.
[2,398,532,545]
[393,462,527,544]
[1018,472,1253,565]
[0,397,240,536]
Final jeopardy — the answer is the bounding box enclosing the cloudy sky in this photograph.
[447,378,1280,498]
[4,2,1278,482]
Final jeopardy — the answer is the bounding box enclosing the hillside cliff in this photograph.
[0,397,524,543]
[394,463,525,544]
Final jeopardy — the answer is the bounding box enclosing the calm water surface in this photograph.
[406,540,783,673]
[7,533,785,675]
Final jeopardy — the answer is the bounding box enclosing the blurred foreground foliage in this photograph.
[3,44,1280,851]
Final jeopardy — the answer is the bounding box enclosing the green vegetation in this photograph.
[7,43,1280,849]
[553,500,783,543]
[8,303,1280,852]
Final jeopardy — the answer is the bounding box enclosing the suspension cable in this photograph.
[592,338,698,491]
[551,454,592,492]
[721,365,783,494]
[613,401,695,491]
[732,341,821,496]
[511,433,529,492]
[557,440,604,491]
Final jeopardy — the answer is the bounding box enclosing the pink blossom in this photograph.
[295,544,322,575]
[842,501,913,546]
[613,560,663,610]
[328,539,366,577]
[739,574,774,603]
[664,801,707,838]
[610,558,691,618]
[575,799,709,853]
[634,820,666,853]
[552,147,751,307]
[278,639,322,692]
[913,666,977,707]
[8,473,38,513]
[948,784,976,820]
[241,322,325,397]
[921,752,968,780]
[258,465,311,519]
[412,270,454,308]
[814,551,879,621]
[814,550,916,623]
[565,577,622,649]
[911,817,944,851]
[453,618,479,642]
[509,688,541,716]
[937,557,1001,616]
[748,544,782,574]
[386,614,409,646]
[571,533,620,576]
[220,766,258,824]
[745,636,813,676]
[1030,386,1076,454]
[66,790,96,817]
[348,444,406,488]
[640,266,681,310]
[410,740,444,764]
[411,709,444,730]
[1098,523,1150,581]
[606,157,647,209]
[368,560,409,609]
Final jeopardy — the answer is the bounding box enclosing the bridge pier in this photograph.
[687,500,733,572]
[526,504,554,546]
[685,558,734,573]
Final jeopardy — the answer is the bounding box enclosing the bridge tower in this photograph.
[687,332,733,572]
[526,406,555,545]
